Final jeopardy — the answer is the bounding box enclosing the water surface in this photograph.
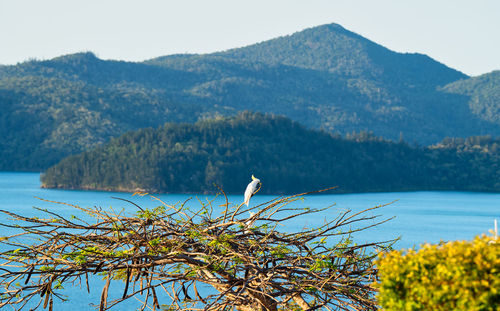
[1,172,498,309]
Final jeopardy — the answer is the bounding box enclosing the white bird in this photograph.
[243,175,261,207]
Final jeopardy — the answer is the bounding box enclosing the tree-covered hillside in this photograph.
[41,112,500,194]
[2,23,500,171]
[148,23,500,144]
[218,24,466,88]
[0,54,210,170]
[442,70,500,125]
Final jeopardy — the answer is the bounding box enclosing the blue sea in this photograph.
[1,172,499,310]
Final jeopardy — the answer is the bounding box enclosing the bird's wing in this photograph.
[243,181,258,206]
[243,186,253,206]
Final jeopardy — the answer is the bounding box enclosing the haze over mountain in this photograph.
[1,23,499,171]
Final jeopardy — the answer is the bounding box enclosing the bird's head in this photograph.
[251,174,261,183]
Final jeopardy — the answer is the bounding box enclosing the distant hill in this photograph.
[442,71,500,125]
[41,112,500,194]
[0,53,207,170]
[1,23,500,171]
[219,24,465,87]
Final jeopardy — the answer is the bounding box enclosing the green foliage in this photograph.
[375,235,500,310]
[41,112,500,194]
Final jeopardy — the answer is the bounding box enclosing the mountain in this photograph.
[1,23,500,171]
[441,71,500,125]
[219,24,465,87]
[41,112,500,194]
[0,53,208,170]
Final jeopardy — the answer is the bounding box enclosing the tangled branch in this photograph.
[0,187,395,310]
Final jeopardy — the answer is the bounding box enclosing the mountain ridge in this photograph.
[1,23,499,171]
[149,23,467,87]
[218,23,468,85]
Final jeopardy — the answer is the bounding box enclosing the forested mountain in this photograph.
[0,54,208,170]
[1,23,500,171]
[442,71,500,125]
[220,24,465,87]
[41,112,500,194]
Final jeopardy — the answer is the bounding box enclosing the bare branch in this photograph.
[0,188,394,310]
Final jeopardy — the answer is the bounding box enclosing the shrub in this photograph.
[375,234,500,310]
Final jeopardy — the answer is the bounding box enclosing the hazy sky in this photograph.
[1,0,499,76]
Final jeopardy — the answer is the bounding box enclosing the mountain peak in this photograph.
[50,51,100,64]
[218,22,466,85]
[218,22,367,72]
[298,22,355,36]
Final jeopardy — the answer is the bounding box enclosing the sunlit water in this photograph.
[1,172,499,310]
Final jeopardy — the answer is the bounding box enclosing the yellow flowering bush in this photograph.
[375,234,500,310]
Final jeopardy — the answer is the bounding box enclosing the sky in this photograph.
[0,0,499,76]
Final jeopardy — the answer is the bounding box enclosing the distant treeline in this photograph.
[41,112,500,194]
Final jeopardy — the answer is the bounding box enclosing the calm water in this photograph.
[1,172,499,309]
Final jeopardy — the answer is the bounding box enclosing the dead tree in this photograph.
[0,187,395,310]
